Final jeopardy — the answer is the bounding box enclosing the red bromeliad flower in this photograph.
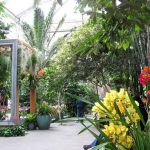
[146,90,150,95]
[139,66,150,87]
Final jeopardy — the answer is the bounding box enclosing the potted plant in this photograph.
[24,113,37,130]
[37,101,52,130]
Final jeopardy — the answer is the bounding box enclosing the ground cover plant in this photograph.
[0,125,26,137]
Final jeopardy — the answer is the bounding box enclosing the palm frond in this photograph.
[21,0,65,74]
[40,38,60,68]
[27,52,37,75]
[42,1,57,44]
[34,8,45,51]
[0,2,4,14]
[57,0,63,6]
[21,22,35,47]
[46,15,65,48]
[33,0,41,8]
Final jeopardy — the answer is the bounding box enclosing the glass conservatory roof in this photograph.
[4,0,88,44]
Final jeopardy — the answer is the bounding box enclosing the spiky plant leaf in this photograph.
[21,1,65,85]
[46,15,65,47]
[21,22,35,47]
[57,0,63,6]
[34,8,44,51]
[33,0,41,8]
[43,1,57,41]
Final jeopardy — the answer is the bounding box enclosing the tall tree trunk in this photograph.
[58,92,62,125]
[30,88,36,113]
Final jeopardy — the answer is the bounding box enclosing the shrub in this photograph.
[24,113,37,130]
[0,125,26,137]
[37,101,52,115]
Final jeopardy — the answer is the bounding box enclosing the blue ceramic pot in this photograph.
[37,115,51,130]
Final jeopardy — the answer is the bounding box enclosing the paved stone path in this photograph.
[0,122,95,150]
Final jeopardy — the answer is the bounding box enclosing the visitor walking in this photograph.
[76,94,85,118]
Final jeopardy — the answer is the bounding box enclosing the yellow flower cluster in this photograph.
[92,89,140,123]
[104,123,133,149]
[92,102,105,118]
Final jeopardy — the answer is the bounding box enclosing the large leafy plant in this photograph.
[21,1,65,113]
[37,101,52,115]
[80,89,150,150]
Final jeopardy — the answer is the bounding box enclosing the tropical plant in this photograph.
[139,66,150,87]
[0,2,10,82]
[25,113,37,123]
[21,1,65,113]
[0,21,9,39]
[80,89,150,150]
[23,113,37,130]
[0,1,3,14]
[0,1,10,39]
[54,0,150,94]
[75,0,150,90]
[37,101,52,115]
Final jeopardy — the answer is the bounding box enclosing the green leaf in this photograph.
[98,100,112,116]
[122,40,129,50]
[80,120,101,141]
[78,125,92,135]
[85,117,117,150]
[135,24,141,32]
[127,92,145,127]
[91,142,110,150]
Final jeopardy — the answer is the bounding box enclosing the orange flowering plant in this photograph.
[139,66,150,95]
[37,69,45,78]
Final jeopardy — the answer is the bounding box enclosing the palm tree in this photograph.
[21,1,65,113]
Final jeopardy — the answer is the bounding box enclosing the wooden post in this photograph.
[30,88,36,113]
